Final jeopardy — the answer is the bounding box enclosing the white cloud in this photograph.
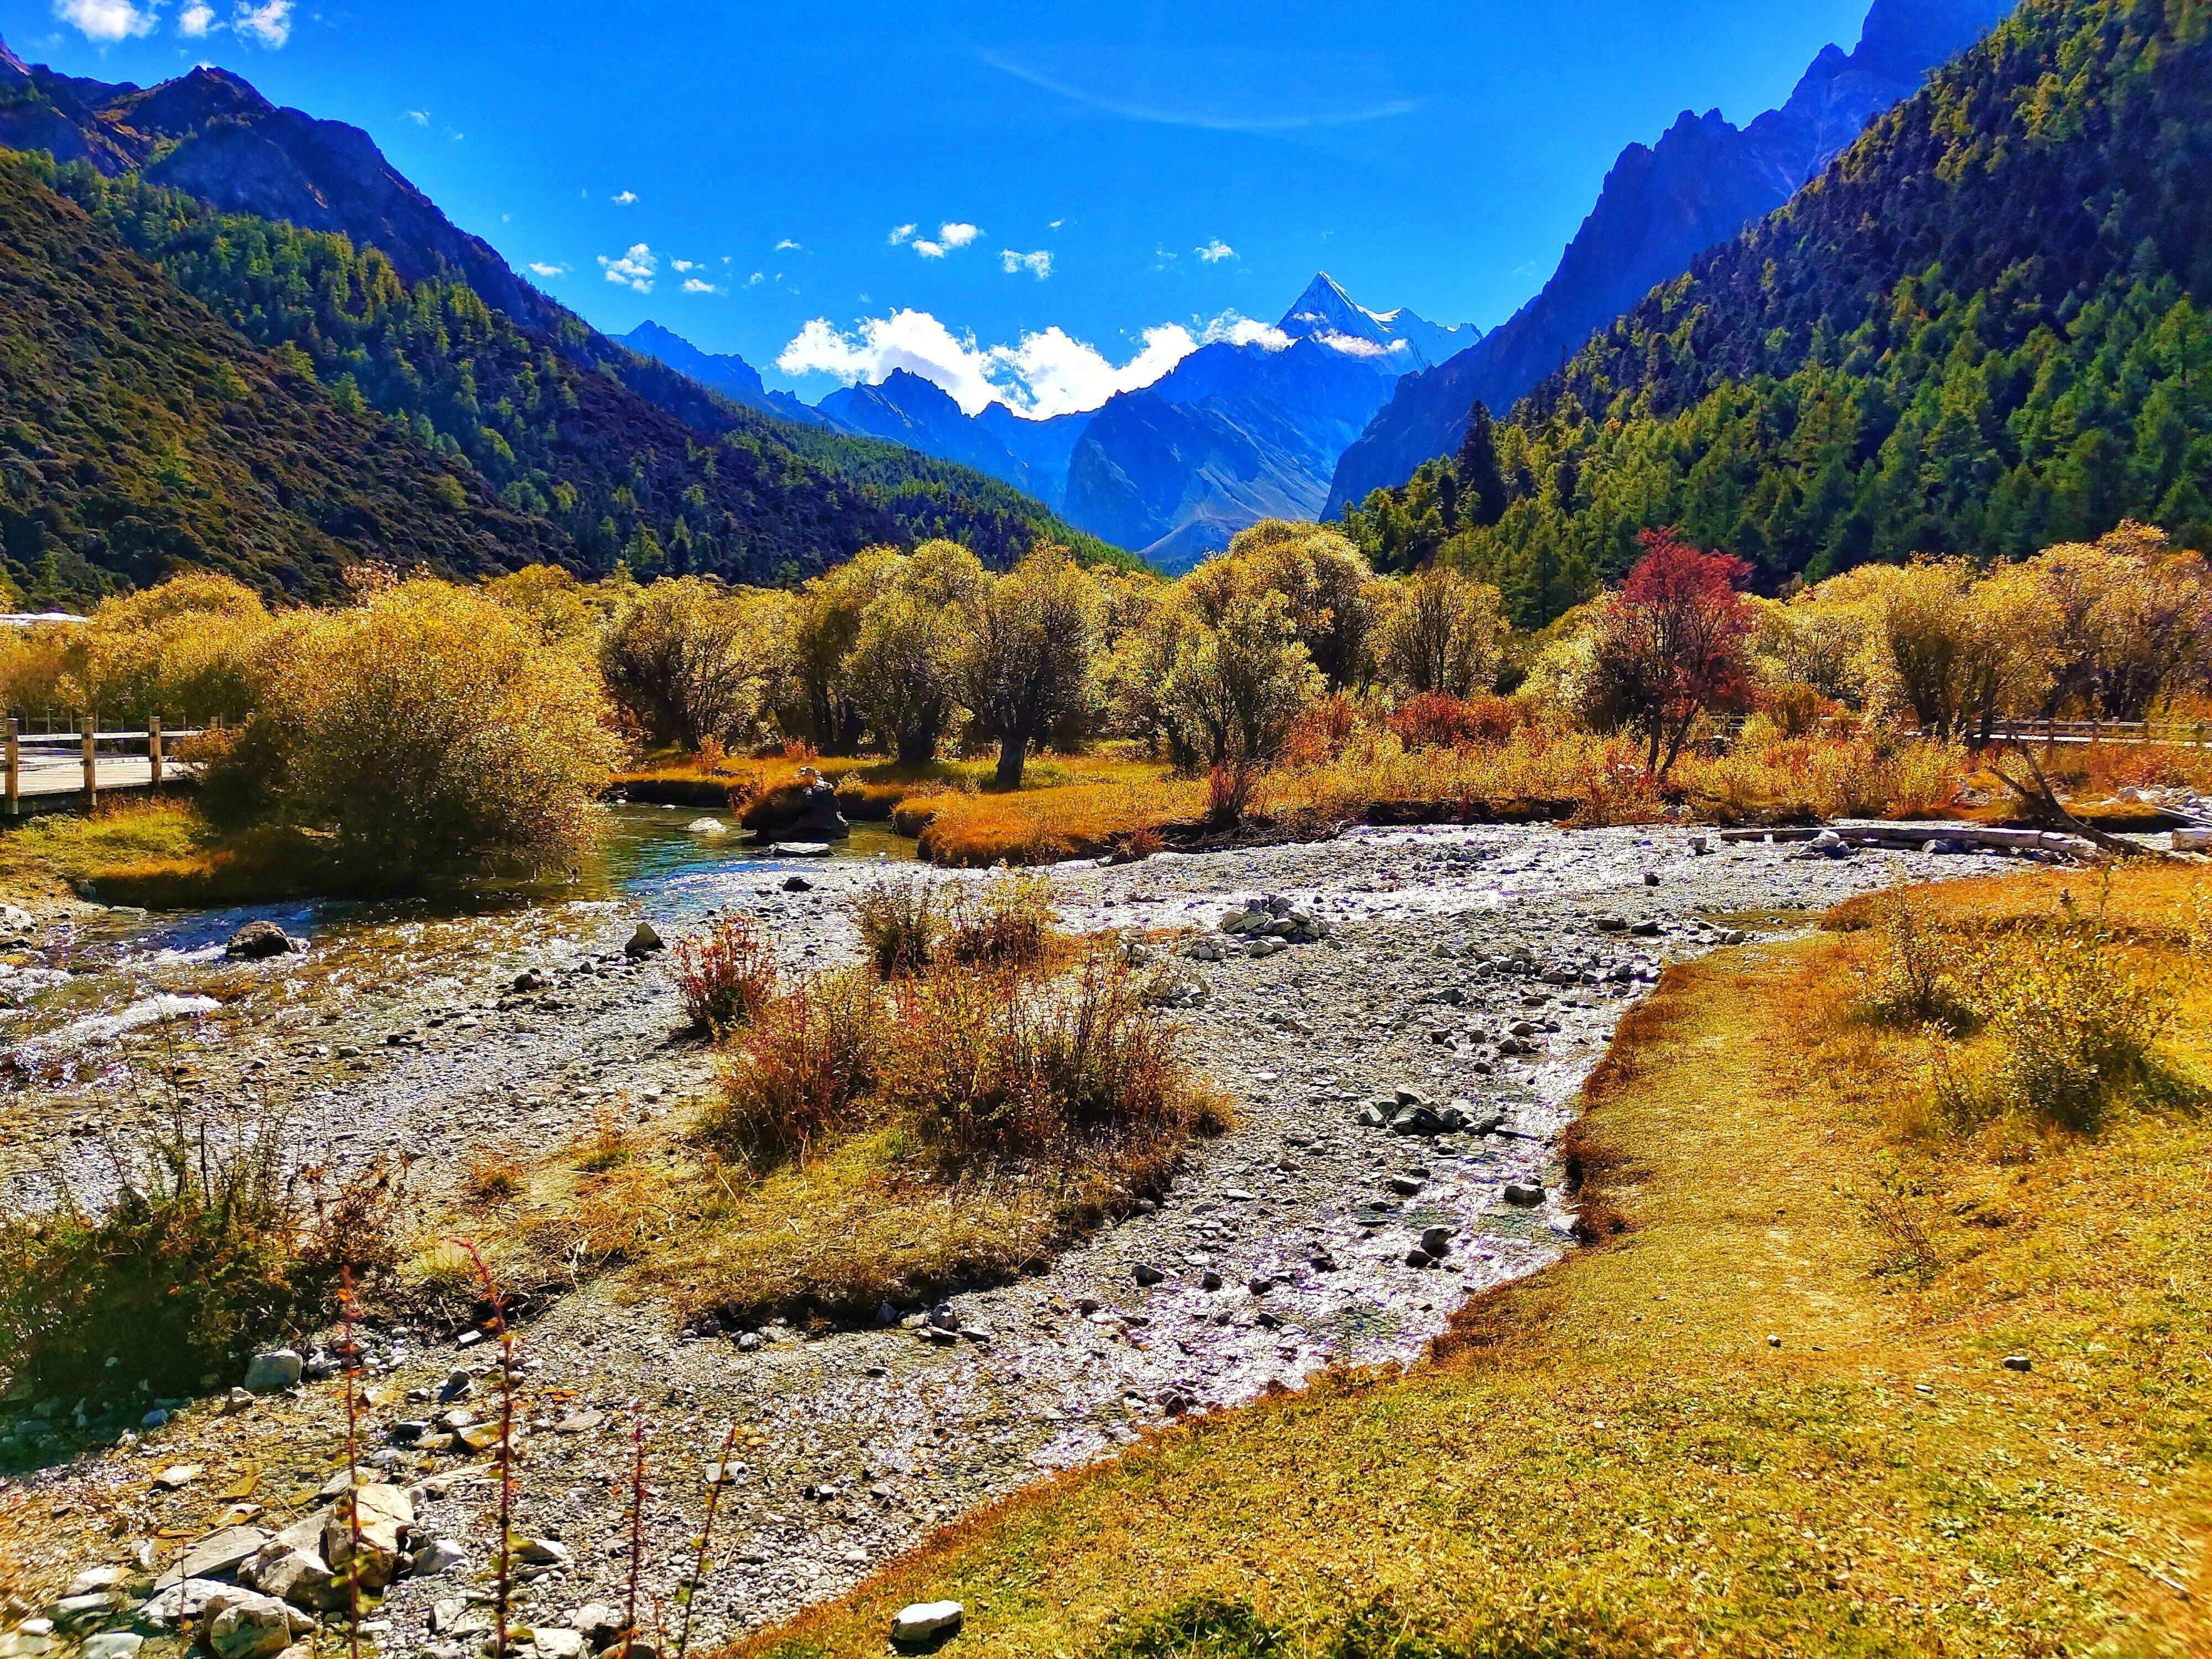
[54,0,155,41]
[402,108,429,126]
[178,2,215,35]
[745,272,765,288]
[233,0,291,46]
[671,259,697,273]
[904,222,981,260]
[682,278,721,295]
[528,262,569,279]
[1000,249,1053,280]
[597,244,657,294]
[775,238,801,252]
[777,309,1198,419]
[1202,311,1291,350]
[612,190,638,206]
[1196,239,1237,264]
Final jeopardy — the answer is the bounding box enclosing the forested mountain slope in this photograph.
[1324,0,2015,516]
[0,152,565,603]
[1344,0,2212,627]
[0,39,1106,599]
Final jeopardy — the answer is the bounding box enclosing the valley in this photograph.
[0,818,2010,1650]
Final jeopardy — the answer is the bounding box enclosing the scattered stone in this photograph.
[155,1527,270,1589]
[242,1548,339,1613]
[687,818,728,836]
[82,1636,141,1659]
[533,1630,588,1659]
[226,921,297,961]
[1419,1226,1455,1256]
[513,968,548,992]
[242,1350,302,1393]
[891,1601,964,1645]
[62,1567,127,1600]
[782,876,814,893]
[2003,1354,2033,1373]
[414,1538,469,1575]
[1502,1181,1545,1207]
[207,1597,312,1659]
[624,923,665,959]
[323,1484,414,1592]
[1132,1265,1166,1286]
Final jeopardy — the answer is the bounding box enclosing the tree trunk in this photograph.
[995,733,1029,790]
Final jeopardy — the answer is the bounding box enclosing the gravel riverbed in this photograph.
[0,820,2018,1648]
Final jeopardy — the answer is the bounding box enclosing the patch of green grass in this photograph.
[0,798,331,907]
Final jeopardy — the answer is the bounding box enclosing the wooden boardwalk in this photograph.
[4,724,202,815]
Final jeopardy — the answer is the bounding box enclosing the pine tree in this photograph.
[1454,403,1508,529]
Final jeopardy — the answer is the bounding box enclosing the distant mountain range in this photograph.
[611,321,834,429]
[0,37,1100,601]
[623,274,1477,572]
[1323,0,2016,517]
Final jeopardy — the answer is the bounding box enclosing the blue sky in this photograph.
[7,0,1872,413]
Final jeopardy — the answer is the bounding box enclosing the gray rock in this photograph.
[2002,1354,2033,1373]
[243,1549,339,1614]
[62,1567,127,1600]
[891,1601,963,1644]
[323,1484,413,1592]
[624,923,664,960]
[136,1579,239,1626]
[1132,1265,1166,1286]
[242,1350,302,1394]
[566,1604,627,1647]
[226,921,296,961]
[155,1526,271,1588]
[1503,1181,1546,1207]
[206,1595,311,1659]
[1419,1226,1455,1256]
[82,1635,142,1659]
[531,1630,588,1659]
[50,1594,121,1631]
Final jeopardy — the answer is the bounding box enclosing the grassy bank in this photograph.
[737,867,2210,1658]
[419,911,1230,1329]
[0,797,330,908]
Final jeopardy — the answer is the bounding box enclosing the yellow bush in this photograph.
[239,580,620,881]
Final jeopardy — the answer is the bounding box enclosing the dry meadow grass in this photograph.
[732,866,2211,1659]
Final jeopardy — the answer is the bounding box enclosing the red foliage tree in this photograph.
[1586,529,1756,775]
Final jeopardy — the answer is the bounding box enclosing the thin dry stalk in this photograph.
[676,1422,740,1659]
[341,1266,362,1659]
[446,1238,515,1658]
[624,1398,649,1653]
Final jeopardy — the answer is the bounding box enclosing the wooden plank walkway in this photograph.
[3,724,203,815]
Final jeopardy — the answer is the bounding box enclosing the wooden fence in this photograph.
[3,717,206,815]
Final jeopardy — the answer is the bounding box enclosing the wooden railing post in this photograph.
[149,714,164,791]
[81,715,97,807]
[5,718,18,817]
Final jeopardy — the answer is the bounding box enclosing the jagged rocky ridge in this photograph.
[1324,0,2016,515]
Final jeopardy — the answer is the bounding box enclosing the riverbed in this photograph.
[0,814,2017,1644]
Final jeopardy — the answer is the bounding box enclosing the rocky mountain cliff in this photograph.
[1323,0,2016,517]
[1,54,562,333]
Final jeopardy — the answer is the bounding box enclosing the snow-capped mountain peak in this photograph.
[1275,273,1475,371]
